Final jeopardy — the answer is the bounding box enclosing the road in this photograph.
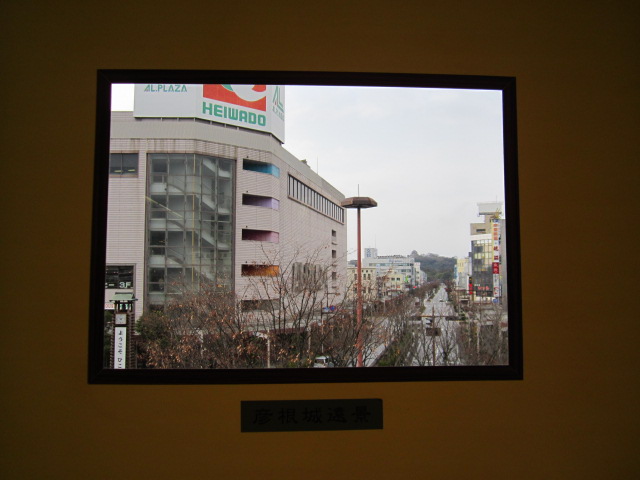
[423,285,456,318]
[409,285,461,366]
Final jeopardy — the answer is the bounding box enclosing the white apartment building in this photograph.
[362,253,422,290]
[342,251,424,302]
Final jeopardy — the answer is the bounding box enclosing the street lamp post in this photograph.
[341,196,377,367]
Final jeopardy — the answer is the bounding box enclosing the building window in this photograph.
[148,267,165,292]
[146,154,234,305]
[242,264,280,277]
[242,194,280,210]
[110,153,138,175]
[242,229,280,243]
[242,159,280,177]
[105,265,134,289]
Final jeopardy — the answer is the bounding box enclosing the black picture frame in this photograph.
[89,70,522,384]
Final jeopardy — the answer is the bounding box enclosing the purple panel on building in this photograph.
[242,229,280,243]
[242,194,279,210]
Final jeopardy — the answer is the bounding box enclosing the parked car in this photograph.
[313,356,334,368]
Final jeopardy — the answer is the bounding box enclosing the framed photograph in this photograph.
[89,70,522,384]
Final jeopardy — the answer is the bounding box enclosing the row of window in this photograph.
[288,175,344,223]
[110,153,236,177]
[146,265,232,292]
[151,153,233,177]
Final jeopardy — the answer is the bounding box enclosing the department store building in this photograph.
[105,84,347,319]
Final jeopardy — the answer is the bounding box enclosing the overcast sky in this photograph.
[112,84,505,260]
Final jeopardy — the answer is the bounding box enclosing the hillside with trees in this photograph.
[410,251,456,282]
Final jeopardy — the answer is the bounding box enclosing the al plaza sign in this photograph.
[134,83,285,142]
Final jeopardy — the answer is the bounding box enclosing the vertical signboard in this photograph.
[114,327,127,369]
[133,84,285,142]
[492,219,501,298]
[492,219,501,261]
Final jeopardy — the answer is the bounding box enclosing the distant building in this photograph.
[469,202,505,302]
[454,257,471,293]
[416,261,427,284]
[383,271,405,296]
[363,254,421,289]
[364,247,378,258]
[344,250,424,302]
[346,266,379,301]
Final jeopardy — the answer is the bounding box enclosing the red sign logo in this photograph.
[203,84,267,111]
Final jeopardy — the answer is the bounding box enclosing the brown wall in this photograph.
[1,1,638,478]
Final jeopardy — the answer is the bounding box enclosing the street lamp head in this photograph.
[341,197,377,209]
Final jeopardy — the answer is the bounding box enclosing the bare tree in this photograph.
[240,244,397,368]
[456,301,508,366]
[136,243,374,369]
[237,244,347,367]
[375,295,420,366]
[317,309,360,367]
[136,281,262,368]
[135,245,478,370]
[410,303,460,366]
